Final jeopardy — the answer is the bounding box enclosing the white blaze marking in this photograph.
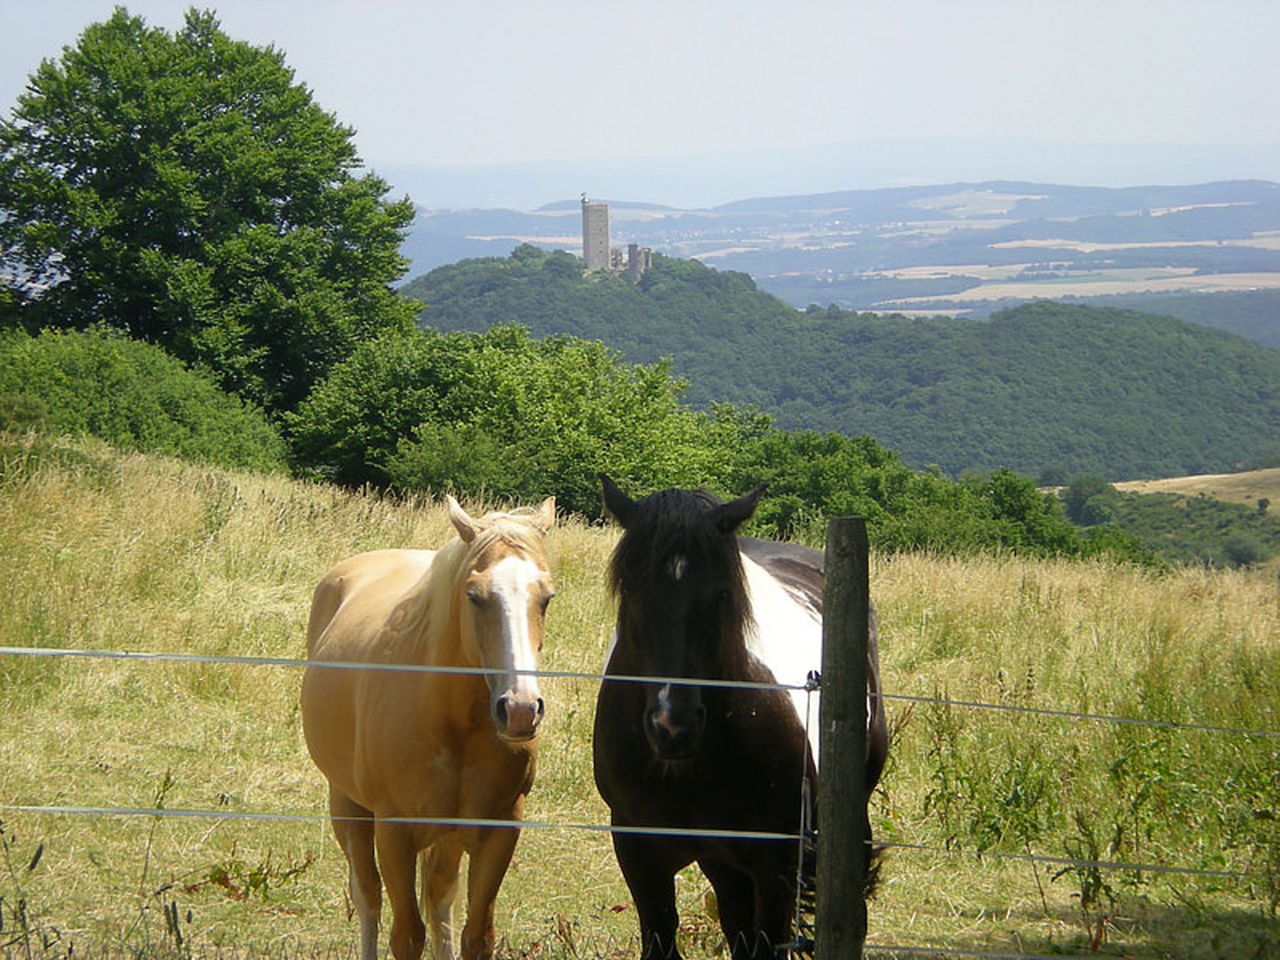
[488,554,543,700]
[669,555,689,582]
[657,684,673,710]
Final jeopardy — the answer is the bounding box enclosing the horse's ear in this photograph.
[533,496,556,533]
[713,483,767,533]
[447,494,480,543]
[599,473,638,528]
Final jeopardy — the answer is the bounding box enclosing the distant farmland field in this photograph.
[883,269,1280,307]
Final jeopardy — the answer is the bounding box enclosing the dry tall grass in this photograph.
[1,438,1276,958]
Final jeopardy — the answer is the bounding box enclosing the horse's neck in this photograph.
[403,540,468,667]
[741,553,825,764]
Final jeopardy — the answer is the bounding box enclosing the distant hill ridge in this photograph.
[711,177,1280,213]
[399,179,1280,328]
[403,246,1280,481]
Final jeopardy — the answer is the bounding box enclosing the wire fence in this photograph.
[4,644,1277,739]
[0,804,1260,883]
[1,641,1275,960]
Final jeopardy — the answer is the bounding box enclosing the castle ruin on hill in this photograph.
[581,195,652,281]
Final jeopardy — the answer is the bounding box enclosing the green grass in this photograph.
[1,437,1277,958]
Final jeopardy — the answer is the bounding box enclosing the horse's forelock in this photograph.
[426,514,550,608]
[608,490,751,636]
[468,516,550,569]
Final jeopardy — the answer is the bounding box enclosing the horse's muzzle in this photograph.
[643,688,706,760]
[494,693,545,742]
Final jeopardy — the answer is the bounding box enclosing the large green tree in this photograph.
[0,7,417,412]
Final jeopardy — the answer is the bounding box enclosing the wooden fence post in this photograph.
[816,517,869,960]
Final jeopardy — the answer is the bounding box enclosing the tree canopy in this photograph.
[287,324,725,516]
[0,7,418,412]
[285,321,1139,560]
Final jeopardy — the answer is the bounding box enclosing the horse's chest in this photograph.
[596,690,805,819]
[357,724,533,819]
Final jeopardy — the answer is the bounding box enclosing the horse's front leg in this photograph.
[460,825,520,960]
[421,839,464,960]
[750,867,800,960]
[699,858,757,958]
[375,821,427,960]
[614,832,687,960]
[330,788,381,960]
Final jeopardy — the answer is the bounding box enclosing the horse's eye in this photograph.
[466,588,484,606]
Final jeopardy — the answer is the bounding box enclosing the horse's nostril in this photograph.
[494,695,542,739]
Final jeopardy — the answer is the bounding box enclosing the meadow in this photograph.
[1114,467,1280,510]
[1,437,1277,959]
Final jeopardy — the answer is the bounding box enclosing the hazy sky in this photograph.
[3,1,1279,205]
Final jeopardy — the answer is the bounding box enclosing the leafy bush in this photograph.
[290,323,1149,560]
[0,329,288,471]
[720,427,1087,556]
[0,393,48,433]
[288,324,723,515]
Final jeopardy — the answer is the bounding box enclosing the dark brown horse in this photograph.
[593,477,888,959]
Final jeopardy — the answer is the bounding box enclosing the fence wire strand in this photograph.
[2,644,1276,739]
[881,690,1280,738]
[0,644,804,693]
[0,803,1263,883]
[0,803,799,842]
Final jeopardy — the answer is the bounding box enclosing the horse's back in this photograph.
[306,548,437,659]
[739,536,824,615]
[738,535,886,777]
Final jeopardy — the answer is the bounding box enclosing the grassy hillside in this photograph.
[1115,466,1280,507]
[1,439,1277,958]
[406,248,1280,481]
[1063,468,1280,572]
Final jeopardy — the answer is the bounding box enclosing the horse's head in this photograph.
[448,496,557,742]
[600,475,765,761]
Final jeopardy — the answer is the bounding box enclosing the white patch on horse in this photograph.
[740,554,824,767]
[488,553,543,702]
[668,555,689,583]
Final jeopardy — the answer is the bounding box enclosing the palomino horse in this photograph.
[593,477,888,959]
[302,496,556,960]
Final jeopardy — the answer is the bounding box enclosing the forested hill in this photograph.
[401,244,800,380]
[405,246,1280,480]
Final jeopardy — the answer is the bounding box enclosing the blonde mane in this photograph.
[409,507,552,657]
